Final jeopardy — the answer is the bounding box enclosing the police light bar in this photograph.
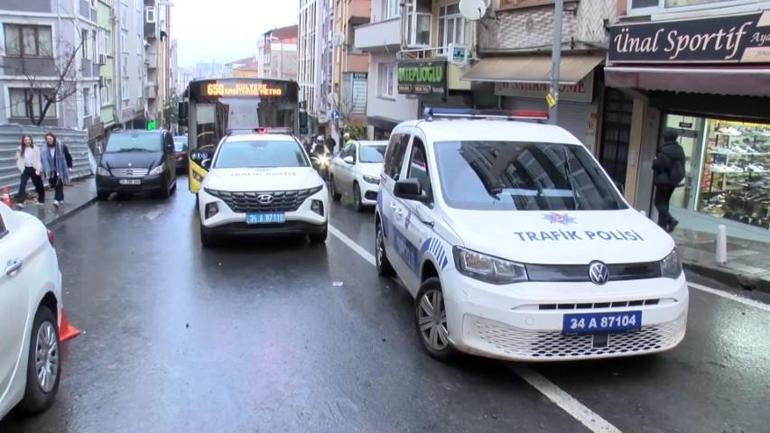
[423,107,548,121]
[255,127,293,134]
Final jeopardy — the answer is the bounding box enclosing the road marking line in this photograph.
[328,224,376,266]
[328,224,622,433]
[510,365,622,433]
[689,282,770,312]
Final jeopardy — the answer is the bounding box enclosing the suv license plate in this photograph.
[562,311,642,335]
[245,213,285,225]
[119,179,141,185]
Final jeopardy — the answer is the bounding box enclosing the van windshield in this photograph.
[434,141,627,211]
[106,133,162,153]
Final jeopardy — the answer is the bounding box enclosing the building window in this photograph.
[81,30,89,59]
[438,3,465,55]
[122,76,129,102]
[629,0,746,11]
[101,79,113,105]
[382,0,400,19]
[101,30,111,57]
[83,88,91,116]
[406,0,431,47]
[378,63,395,99]
[3,24,53,57]
[9,88,57,119]
[145,6,156,23]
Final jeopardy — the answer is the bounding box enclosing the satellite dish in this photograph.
[331,32,346,47]
[459,0,487,21]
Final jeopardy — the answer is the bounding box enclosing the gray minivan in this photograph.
[96,130,177,199]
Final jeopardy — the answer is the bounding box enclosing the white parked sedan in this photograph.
[329,140,387,211]
[0,203,63,419]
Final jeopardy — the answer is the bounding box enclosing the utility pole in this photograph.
[549,0,563,125]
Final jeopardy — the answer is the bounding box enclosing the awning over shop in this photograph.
[605,66,770,97]
[462,55,603,84]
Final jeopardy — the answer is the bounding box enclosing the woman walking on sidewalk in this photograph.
[15,135,45,208]
[42,132,72,208]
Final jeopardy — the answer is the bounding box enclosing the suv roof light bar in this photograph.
[423,107,549,122]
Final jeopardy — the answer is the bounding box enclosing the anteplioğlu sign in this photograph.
[608,11,770,64]
[397,60,447,96]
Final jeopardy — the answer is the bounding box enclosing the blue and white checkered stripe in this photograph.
[421,237,449,270]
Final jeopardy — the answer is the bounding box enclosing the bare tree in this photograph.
[3,1,88,127]
[10,37,86,126]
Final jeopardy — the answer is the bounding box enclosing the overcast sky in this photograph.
[172,0,298,67]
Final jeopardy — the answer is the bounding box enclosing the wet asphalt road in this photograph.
[2,178,769,433]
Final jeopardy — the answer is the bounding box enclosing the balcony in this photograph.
[348,0,370,25]
[354,18,400,52]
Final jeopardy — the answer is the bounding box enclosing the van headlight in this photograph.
[96,166,110,176]
[660,249,682,279]
[149,164,165,176]
[453,246,528,285]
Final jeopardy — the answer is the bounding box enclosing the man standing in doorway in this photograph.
[653,129,686,233]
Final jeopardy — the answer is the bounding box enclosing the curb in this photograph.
[683,261,770,295]
[46,196,98,228]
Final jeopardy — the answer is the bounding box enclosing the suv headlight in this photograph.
[362,174,380,185]
[149,164,165,175]
[660,248,682,279]
[96,166,110,176]
[453,246,528,285]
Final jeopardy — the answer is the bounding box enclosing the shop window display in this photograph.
[699,120,770,229]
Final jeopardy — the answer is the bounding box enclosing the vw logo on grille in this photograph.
[588,261,609,285]
[257,194,274,205]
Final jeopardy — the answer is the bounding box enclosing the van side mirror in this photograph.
[394,178,428,202]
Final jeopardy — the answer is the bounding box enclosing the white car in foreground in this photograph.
[329,140,387,211]
[0,203,62,419]
[375,108,688,362]
[197,132,330,246]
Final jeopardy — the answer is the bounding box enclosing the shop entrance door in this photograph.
[599,88,633,189]
[661,114,705,211]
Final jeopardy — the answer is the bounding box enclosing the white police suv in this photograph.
[197,131,329,247]
[375,108,688,362]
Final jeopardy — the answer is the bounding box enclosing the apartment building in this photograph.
[115,0,146,128]
[1,0,101,130]
[143,0,172,128]
[97,0,116,140]
[331,0,370,130]
[257,25,298,81]
[298,0,325,135]
[354,0,417,139]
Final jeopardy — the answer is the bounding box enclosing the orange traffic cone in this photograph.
[1,186,11,207]
[59,309,81,342]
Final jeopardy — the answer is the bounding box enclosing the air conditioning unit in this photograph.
[97,54,107,65]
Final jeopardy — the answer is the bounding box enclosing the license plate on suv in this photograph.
[245,213,285,225]
[562,311,642,335]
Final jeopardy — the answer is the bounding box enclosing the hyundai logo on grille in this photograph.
[257,194,274,205]
[588,261,609,285]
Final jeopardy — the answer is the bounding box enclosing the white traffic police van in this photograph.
[197,131,329,246]
[375,108,688,362]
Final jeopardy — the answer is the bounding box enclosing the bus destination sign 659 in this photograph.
[204,82,284,97]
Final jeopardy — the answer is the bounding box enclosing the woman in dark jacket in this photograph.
[653,129,686,232]
[41,132,73,208]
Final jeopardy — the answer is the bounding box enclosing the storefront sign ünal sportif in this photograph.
[608,11,770,64]
[397,60,447,96]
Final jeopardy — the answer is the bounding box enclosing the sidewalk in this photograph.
[674,227,770,293]
[17,176,97,227]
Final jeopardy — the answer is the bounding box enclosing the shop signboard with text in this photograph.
[494,72,595,103]
[397,60,447,96]
[608,11,770,64]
